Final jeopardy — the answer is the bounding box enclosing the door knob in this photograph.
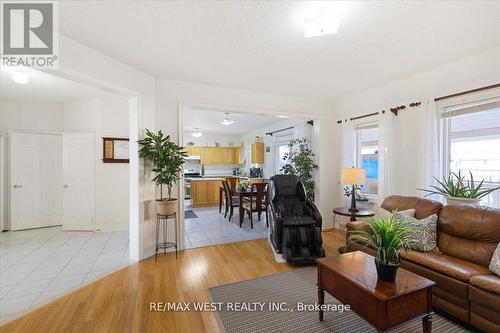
[13,185,22,188]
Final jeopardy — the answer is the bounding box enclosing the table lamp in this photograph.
[340,167,366,212]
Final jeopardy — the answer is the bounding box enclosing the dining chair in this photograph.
[242,182,268,229]
[222,180,239,222]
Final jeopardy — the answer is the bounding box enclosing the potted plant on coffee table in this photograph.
[349,214,415,282]
[138,129,187,216]
[419,170,500,206]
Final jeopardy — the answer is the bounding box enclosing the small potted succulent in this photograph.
[138,129,187,215]
[349,214,415,282]
[419,171,500,206]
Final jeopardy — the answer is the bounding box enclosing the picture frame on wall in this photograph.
[102,137,129,163]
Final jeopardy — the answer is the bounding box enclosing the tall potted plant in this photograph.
[138,129,187,215]
[349,214,415,282]
[280,138,318,201]
[419,170,500,206]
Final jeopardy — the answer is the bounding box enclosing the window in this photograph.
[276,144,289,174]
[356,125,379,196]
[443,101,500,207]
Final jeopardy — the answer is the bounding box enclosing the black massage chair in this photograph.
[267,175,325,263]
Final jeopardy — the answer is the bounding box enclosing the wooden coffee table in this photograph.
[316,251,435,333]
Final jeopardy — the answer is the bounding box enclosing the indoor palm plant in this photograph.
[349,214,415,282]
[280,138,318,201]
[419,170,500,206]
[138,129,187,215]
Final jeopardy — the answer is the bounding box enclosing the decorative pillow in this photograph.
[489,243,500,276]
[374,206,415,220]
[395,213,439,252]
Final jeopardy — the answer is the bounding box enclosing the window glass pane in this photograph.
[277,144,289,174]
[449,107,500,207]
[357,126,379,195]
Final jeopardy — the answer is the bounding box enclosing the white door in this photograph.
[62,132,95,231]
[10,132,62,230]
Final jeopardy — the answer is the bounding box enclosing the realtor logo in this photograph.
[1,1,58,67]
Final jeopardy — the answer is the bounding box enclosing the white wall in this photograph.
[64,98,130,231]
[0,98,65,132]
[156,79,338,231]
[334,46,500,201]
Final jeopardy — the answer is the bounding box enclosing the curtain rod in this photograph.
[336,101,422,124]
[265,120,314,136]
[266,126,293,136]
[434,83,500,102]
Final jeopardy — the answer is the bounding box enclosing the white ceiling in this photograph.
[58,1,500,101]
[0,67,120,102]
[183,108,303,135]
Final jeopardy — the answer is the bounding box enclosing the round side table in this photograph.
[333,207,374,254]
[156,212,178,261]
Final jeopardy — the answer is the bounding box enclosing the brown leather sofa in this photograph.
[346,195,500,333]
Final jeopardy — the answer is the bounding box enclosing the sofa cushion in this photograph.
[346,208,414,232]
[470,275,500,295]
[395,213,438,252]
[438,205,500,267]
[400,250,490,282]
[489,242,500,276]
[373,206,415,219]
[381,195,442,219]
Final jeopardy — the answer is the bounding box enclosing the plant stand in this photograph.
[155,212,178,261]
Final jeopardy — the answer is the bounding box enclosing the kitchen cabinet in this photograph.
[190,179,222,207]
[198,146,242,164]
[251,142,264,164]
[185,146,201,156]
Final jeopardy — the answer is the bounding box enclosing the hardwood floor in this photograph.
[1,229,346,333]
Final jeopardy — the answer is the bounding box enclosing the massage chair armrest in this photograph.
[304,200,322,228]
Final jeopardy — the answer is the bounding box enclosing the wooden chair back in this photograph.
[227,178,238,192]
[250,182,267,212]
[222,180,233,206]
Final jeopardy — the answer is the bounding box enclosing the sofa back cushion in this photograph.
[438,205,500,267]
[381,195,442,219]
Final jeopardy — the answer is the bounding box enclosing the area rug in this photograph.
[208,267,472,333]
[185,210,198,219]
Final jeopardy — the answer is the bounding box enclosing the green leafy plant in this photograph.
[349,214,415,266]
[419,170,500,199]
[280,138,318,201]
[138,129,187,201]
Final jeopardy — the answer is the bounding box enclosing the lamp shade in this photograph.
[340,168,366,185]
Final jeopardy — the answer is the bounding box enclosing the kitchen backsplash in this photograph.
[204,165,239,175]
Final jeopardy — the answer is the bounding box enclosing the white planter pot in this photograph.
[156,199,178,216]
[445,196,481,206]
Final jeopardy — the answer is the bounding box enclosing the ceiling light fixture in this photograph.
[304,7,340,38]
[277,115,290,119]
[12,71,29,84]
[191,128,202,137]
[220,113,234,126]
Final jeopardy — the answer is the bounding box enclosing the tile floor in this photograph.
[0,227,129,323]
[184,205,268,249]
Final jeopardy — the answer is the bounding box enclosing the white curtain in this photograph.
[378,111,396,201]
[339,120,356,206]
[417,97,442,201]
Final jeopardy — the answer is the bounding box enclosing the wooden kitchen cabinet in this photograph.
[200,146,241,164]
[251,142,264,164]
[190,179,223,207]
